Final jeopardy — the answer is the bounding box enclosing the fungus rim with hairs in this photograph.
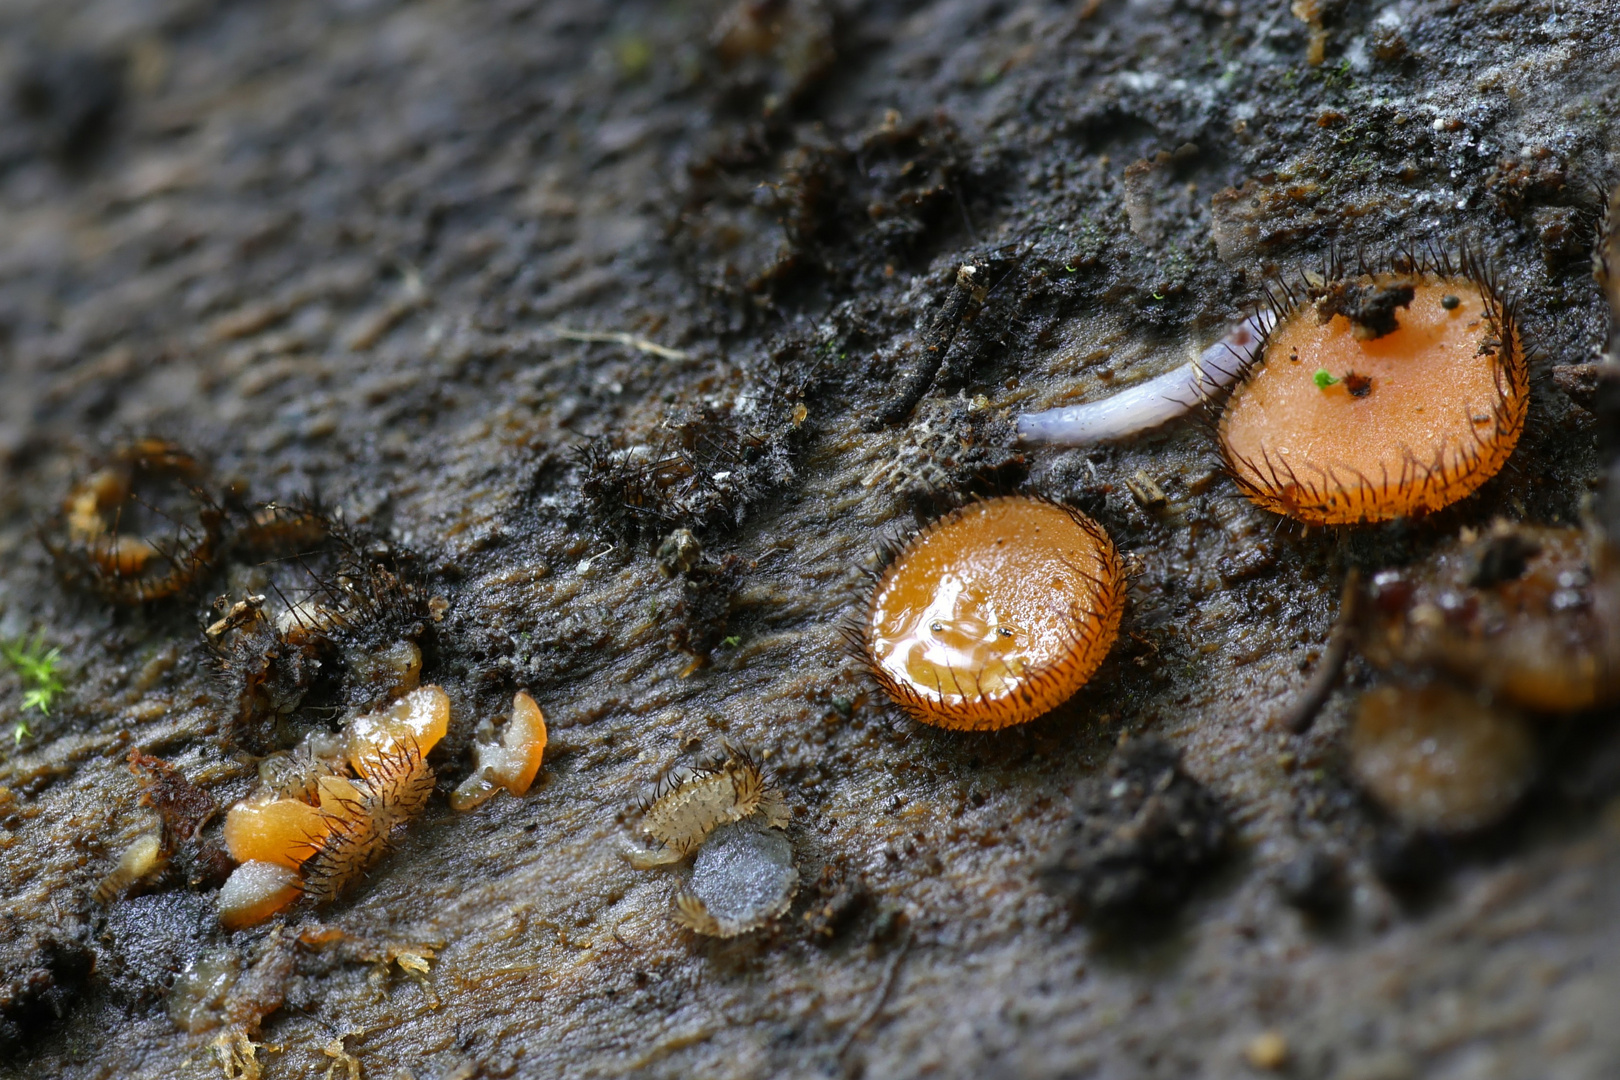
[859,495,1126,730]
[1218,249,1527,525]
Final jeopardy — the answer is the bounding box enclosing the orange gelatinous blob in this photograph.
[218,860,303,929]
[1220,274,1526,525]
[864,496,1126,731]
[450,691,547,811]
[347,684,450,776]
[315,774,370,822]
[495,690,547,796]
[223,795,331,868]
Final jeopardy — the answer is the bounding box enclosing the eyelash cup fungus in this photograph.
[1219,259,1527,525]
[862,496,1126,730]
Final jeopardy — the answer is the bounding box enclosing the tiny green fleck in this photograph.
[615,36,652,78]
[719,635,741,648]
[1064,264,1078,273]
[1151,291,1165,301]
[1313,368,1340,389]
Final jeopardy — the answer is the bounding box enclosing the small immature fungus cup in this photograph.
[450,691,548,811]
[1350,683,1535,834]
[1219,264,1527,525]
[863,496,1127,730]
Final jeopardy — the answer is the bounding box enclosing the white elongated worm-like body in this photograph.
[1016,310,1275,445]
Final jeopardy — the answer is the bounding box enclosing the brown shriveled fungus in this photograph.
[50,439,224,603]
[1220,257,1527,525]
[860,496,1126,730]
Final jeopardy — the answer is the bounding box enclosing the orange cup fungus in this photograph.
[218,685,449,929]
[1219,261,1527,525]
[449,691,548,811]
[862,496,1127,730]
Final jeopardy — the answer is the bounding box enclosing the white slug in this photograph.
[1016,310,1276,446]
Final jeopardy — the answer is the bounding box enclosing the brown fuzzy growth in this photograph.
[352,738,436,826]
[298,803,388,907]
[1219,250,1528,525]
[206,512,431,755]
[639,752,769,857]
[859,496,1126,731]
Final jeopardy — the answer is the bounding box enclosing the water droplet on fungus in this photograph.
[862,496,1126,730]
[1350,683,1535,833]
[672,818,799,938]
[450,691,547,811]
[1220,260,1527,524]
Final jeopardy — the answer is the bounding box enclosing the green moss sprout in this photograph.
[3,631,65,742]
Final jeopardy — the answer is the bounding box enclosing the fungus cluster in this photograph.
[1327,519,1620,835]
[1357,522,1620,714]
[217,685,449,929]
[861,496,1126,730]
[1220,261,1527,525]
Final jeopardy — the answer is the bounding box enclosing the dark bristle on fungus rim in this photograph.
[1218,250,1528,525]
[860,496,1126,731]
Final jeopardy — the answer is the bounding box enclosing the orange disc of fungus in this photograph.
[1219,270,1527,524]
[223,795,330,869]
[863,496,1126,730]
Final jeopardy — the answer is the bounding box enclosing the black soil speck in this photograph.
[1315,280,1417,341]
[1041,737,1228,922]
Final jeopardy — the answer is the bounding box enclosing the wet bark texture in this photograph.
[0,0,1618,1077]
